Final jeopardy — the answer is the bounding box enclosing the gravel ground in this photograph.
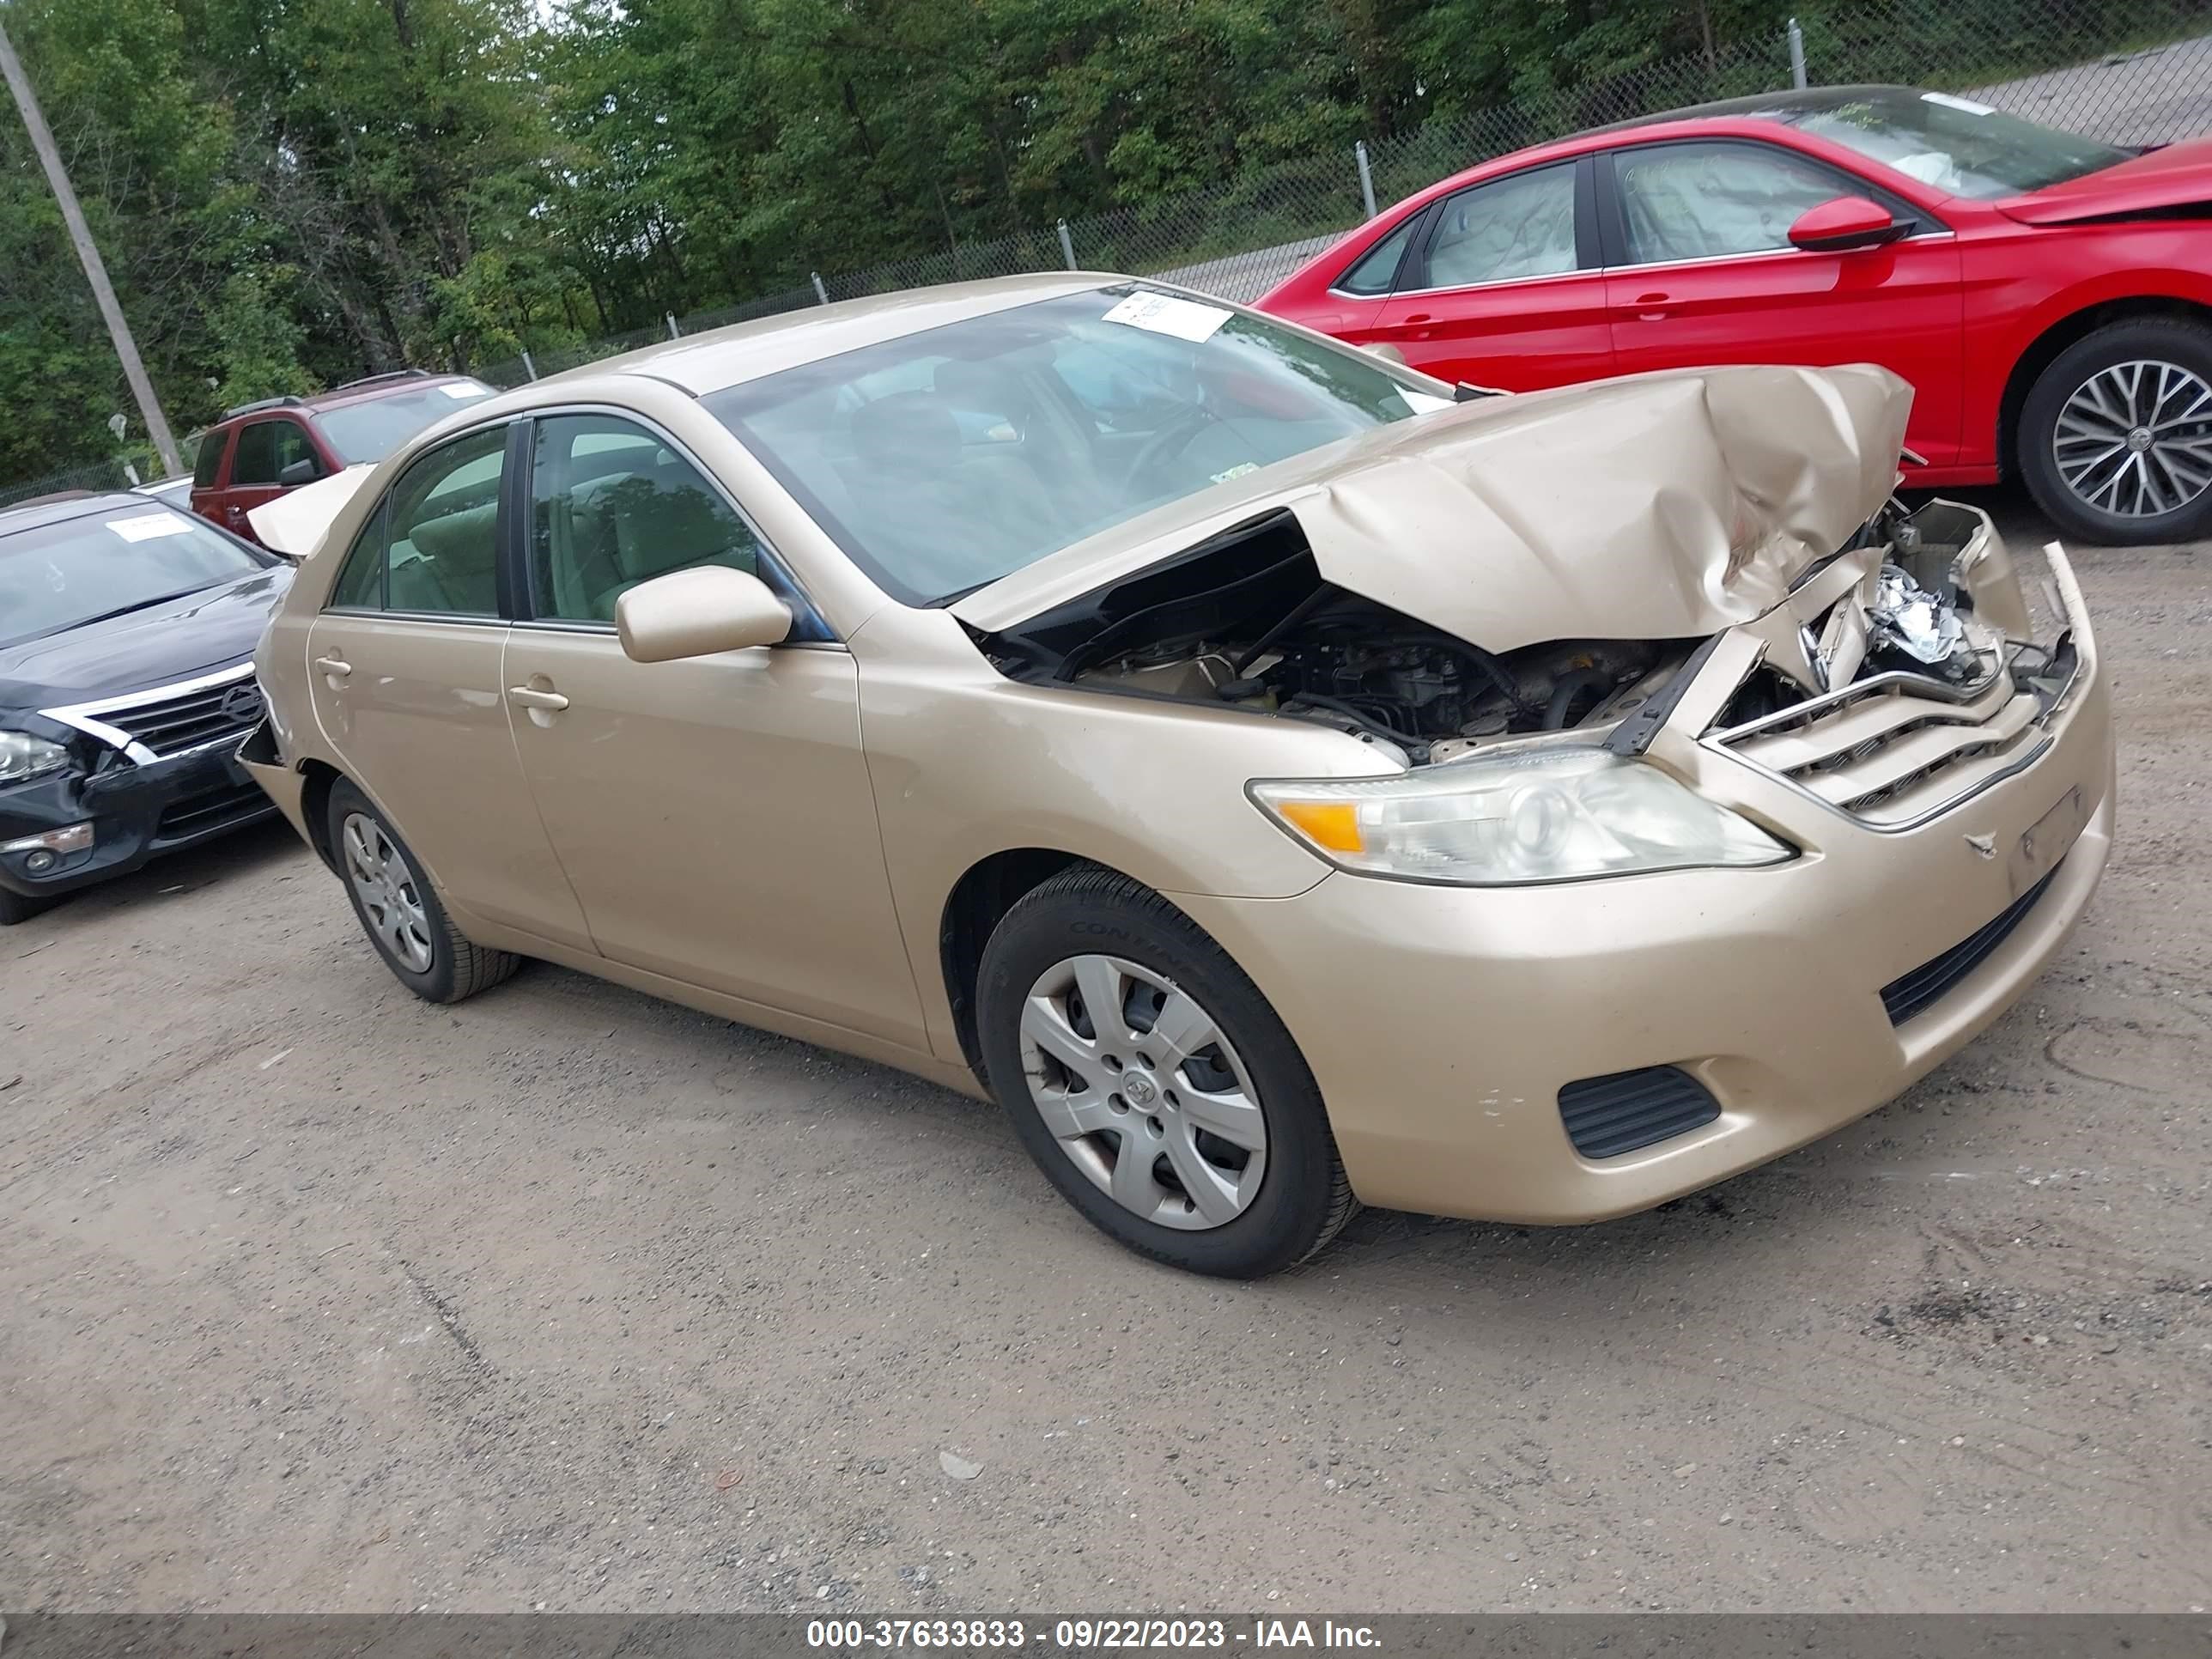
[1,492,2208,1615]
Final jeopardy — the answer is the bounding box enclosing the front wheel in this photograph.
[2020,318,2212,545]
[0,886,52,927]
[325,778,519,1003]
[975,866,1355,1277]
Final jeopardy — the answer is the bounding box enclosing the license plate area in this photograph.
[2009,784,2085,896]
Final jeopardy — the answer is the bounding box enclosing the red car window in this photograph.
[1616,142,1848,264]
[1422,164,1578,289]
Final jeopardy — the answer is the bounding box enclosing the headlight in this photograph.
[0,731,71,787]
[1250,746,1790,885]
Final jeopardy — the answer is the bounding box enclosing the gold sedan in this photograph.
[242,275,2112,1277]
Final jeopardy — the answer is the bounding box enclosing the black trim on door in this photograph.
[1572,154,1603,271]
[496,418,532,623]
[1592,136,1950,268]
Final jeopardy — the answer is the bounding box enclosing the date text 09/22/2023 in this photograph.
[805,1618,1384,1650]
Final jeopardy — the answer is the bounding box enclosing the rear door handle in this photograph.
[314,655,352,678]
[1633,291,1671,321]
[507,685,569,711]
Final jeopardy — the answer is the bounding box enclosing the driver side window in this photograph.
[1615,142,1853,264]
[528,415,763,624]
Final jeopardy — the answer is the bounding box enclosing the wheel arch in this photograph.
[938,848,1091,1079]
[297,758,345,873]
[1998,293,2212,478]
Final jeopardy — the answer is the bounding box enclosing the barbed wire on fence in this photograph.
[10,0,2211,499]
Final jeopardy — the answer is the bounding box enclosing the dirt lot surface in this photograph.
[2,493,2208,1614]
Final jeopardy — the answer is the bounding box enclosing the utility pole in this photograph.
[0,15,182,477]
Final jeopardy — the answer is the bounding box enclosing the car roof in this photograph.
[1387,84,1926,206]
[1575,82,1923,140]
[215,371,488,426]
[0,489,151,537]
[533,271,1121,398]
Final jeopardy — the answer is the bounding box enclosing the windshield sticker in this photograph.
[1103,291,1233,343]
[439,382,488,398]
[1921,90,1995,115]
[106,512,196,543]
[1210,461,1261,484]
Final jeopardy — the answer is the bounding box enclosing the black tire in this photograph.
[0,886,53,927]
[2020,318,2212,545]
[325,778,519,1004]
[975,865,1356,1278]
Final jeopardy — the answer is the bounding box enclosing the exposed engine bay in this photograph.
[969,496,2066,772]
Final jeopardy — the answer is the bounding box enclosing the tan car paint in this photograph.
[301,611,597,954]
[498,627,929,1048]
[244,276,2112,1228]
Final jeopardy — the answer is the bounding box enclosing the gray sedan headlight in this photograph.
[0,731,72,787]
[1251,746,1791,884]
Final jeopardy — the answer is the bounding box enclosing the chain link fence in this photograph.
[10,0,2211,496]
[0,452,167,511]
[459,0,2212,388]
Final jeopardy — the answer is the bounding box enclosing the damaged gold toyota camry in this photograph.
[240,274,2112,1278]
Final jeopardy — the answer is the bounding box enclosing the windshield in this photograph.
[702,287,1443,605]
[1781,90,2129,199]
[316,381,497,465]
[0,504,270,647]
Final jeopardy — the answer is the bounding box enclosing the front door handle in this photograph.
[1633,291,1671,321]
[507,685,569,711]
[314,655,352,682]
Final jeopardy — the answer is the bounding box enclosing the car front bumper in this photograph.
[0,741,276,901]
[1179,549,2116,1225]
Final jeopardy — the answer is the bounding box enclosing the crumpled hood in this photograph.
[953,362,1911,652]
[1993,137,2212,225]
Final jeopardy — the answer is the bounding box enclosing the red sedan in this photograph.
[1256,85,2212,544]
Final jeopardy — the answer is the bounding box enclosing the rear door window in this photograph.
[1414,164,1580,290]
[325,426,508,616]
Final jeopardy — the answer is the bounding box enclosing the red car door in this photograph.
[208,416,319,545]
[1599,138,1966,471]
[1364,158,1616,392]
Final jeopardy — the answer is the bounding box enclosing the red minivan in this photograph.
[189,371,495,546]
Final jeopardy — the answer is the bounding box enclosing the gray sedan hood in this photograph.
[953,362,1912,651]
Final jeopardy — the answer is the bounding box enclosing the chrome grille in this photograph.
[1711,656,2057,829]
[109,678,265,758]
[40,663,264,763]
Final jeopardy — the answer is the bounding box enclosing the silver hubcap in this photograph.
[1018,955,1267,1231]
[2054,358,2212,519]
[342,811,434,974]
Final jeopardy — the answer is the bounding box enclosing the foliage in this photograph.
[0,0,2188,479]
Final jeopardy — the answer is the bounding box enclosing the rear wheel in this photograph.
[2020,319,2212,545]
[976,865,1355,1277]
[325,778,519,1003]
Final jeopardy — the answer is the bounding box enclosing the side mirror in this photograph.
[617,565,792,663]
[277,456,323,486]
[1788,195,1908,253]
